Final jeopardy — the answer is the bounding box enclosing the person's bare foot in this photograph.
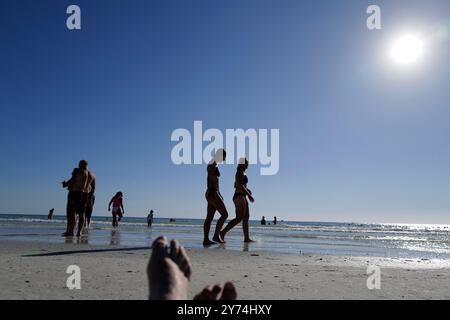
[212,233,225,244]
[193,282,238,300]
[244,238,255,243]
[219,230,226,241]
[203,239,216,246]
[147,236,192,300]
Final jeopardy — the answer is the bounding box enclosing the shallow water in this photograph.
[1,214,450,259]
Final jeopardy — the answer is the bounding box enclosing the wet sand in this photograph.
[1,240,450,300]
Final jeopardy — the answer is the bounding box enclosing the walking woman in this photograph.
[108,192,124,227]
[220,158,254,243]
[203,149,229,245]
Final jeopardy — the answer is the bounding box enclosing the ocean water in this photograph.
[1,214,450,259]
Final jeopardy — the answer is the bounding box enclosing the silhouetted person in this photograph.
[203,149,229,245]
[62,160,96,237]
[220,158,255,243]
[260,216,266,225]
[273,216,277,225]
[85,193,95,230]
[48,208,54,220]
[147,210,154,228]
[108,192,124,228]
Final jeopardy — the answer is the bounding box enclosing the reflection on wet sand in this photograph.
[77,236,89,245]
[110,229,121,246]
[203,241,253,253]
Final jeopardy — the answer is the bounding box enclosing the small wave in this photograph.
[0,217,66,224]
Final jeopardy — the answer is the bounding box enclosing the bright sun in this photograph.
[391,35,424,65]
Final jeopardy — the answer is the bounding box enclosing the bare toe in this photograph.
[196,289,209,300]
[170,239,181,261]
[149,237,168,267]
[194,287,211,300]
[220,282,237,300]
[148,237,167,279]
[211,284,222,299]
[177,247,192,279]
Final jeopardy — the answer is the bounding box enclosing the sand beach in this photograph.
[1,239,449,300]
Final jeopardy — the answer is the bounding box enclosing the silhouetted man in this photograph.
[62,160,96,237]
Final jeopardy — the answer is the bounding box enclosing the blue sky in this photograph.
[0,0,449,223]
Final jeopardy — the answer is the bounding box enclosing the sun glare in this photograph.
[391,35,424,65]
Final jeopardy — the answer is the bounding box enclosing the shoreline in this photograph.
[1,240,450,300]
[2,213,450,260]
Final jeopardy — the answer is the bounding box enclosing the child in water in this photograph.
[108,192,124,227]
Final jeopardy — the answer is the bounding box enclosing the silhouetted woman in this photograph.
[108,192,124,228]
[203,149,229,245]
[220,158,254,243]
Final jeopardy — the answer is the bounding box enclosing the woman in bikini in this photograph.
[108,191,124,228]
[220,158,254,243]
[203,149,229,245]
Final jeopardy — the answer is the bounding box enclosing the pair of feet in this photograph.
[204,232,226,245]
[204,232,254,246]
[62,226,90,237]
[148,236,237,300]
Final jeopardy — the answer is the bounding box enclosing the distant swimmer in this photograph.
[61,160,96,237]
[108,192,124,228]
[147,210,154,228]
[260,216,266,225]
[273,216,277,225]
[220,158,255,243]
[48,208,54,220]
[203,149,228,245]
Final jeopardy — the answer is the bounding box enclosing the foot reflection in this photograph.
[110,229,121,246]
[64,236,74,244]
[77,235,89,245]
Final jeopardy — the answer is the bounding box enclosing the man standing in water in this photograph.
[62,160,96,237]
[147,210,154,228]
